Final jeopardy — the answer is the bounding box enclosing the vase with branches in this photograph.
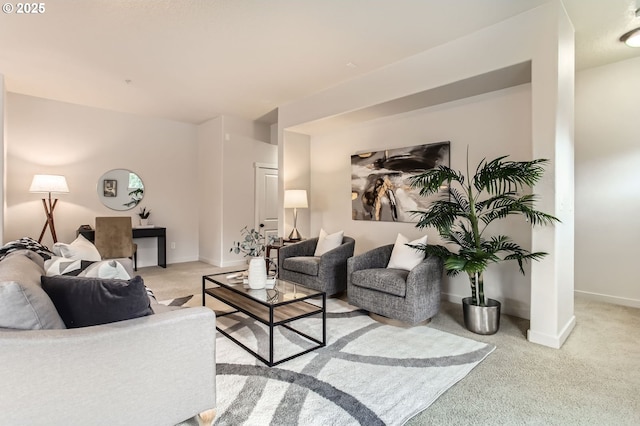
[230,225,268,258]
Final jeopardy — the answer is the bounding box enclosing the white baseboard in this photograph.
[136,255,201,268]
[218,259,248,268]
[441,292,531,320]
[197,256,218,266]
[527,315,576,349]
[574,290,640,309]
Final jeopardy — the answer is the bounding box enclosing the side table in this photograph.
[266,239,303,260]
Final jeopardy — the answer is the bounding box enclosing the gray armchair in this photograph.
[347,244,443,325]
[278,237,355,296]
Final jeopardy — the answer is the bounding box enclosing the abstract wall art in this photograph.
[351,141,450,222]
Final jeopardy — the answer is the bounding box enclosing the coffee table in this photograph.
[202,272,326,367]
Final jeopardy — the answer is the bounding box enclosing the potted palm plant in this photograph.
[408,152,559,334]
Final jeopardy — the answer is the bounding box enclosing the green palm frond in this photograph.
[481,235,521,253]
[446,227,475,250]
[474,191,519,212]
[474,157,549,195]
[408,165,465,197]
[479,194,559,227]
[449,187,470,213]
[445,248,496,275]
[409,199,467,231]
[407,243,453,260]
[504,251,549,274]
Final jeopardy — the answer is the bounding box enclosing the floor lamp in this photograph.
[284,189,308,241]
[30,174,69,244]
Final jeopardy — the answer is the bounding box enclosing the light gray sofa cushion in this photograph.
[0,251,66,330]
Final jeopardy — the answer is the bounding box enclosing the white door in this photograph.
[255,165,279,244]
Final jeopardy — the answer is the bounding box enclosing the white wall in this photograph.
[575,56,640,307]
[223,130,277,266]
[310,85,533,317]
[279,2,575,348]
[5,93,199,267]
[281,130,310,239]
[197,115,277,267]
[0,75,4,245]
[197,116,224,265]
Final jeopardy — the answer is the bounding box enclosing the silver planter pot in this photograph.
[462,297,501,335]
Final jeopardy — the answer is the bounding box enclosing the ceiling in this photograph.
[1,0,639,125]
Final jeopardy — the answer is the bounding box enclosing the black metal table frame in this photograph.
[202,274,326,367]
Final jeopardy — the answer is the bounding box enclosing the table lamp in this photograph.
[30,174,69,243]
[284,189,308,241]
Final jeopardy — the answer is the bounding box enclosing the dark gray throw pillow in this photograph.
[41,275,153,328]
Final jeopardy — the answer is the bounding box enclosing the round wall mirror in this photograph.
[97,169,144,211]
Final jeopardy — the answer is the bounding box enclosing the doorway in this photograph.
[254,163,278,243]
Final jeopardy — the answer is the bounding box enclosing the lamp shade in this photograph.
[284,189,308,209]
[29,174,69,193]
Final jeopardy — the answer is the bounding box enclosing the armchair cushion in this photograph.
[350,268,409,297]
[41,275,153,328]
[387,233,427,271]
[314,229,344,256]
[282,256,321,276]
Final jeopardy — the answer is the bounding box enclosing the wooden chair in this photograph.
[94,217,138,271]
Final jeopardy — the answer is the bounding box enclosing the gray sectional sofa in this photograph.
[0,249,216,426]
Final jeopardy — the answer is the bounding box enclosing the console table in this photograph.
[78,227,167,268]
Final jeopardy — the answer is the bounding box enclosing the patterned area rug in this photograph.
[165,297,495,426]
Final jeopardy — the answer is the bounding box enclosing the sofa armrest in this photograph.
[406,255,444,297]
[347,244,393,275]
[0,307,216,426]
[318,237,356,273]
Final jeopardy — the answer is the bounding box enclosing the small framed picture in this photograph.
[103,179,117,197]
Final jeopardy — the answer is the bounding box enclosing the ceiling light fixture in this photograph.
[620,27,640,47]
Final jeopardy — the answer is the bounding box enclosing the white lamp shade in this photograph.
[284,189,308,209]
[29,174,69,193]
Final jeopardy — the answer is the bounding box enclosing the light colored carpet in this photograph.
[213,298,493,425]
[140,262,640,425]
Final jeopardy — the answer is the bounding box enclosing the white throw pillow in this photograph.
[52,234,102,261]
[387,233,427,271]
[80,260,131,280]
[314,228,344,256]
[44,256,83,276]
